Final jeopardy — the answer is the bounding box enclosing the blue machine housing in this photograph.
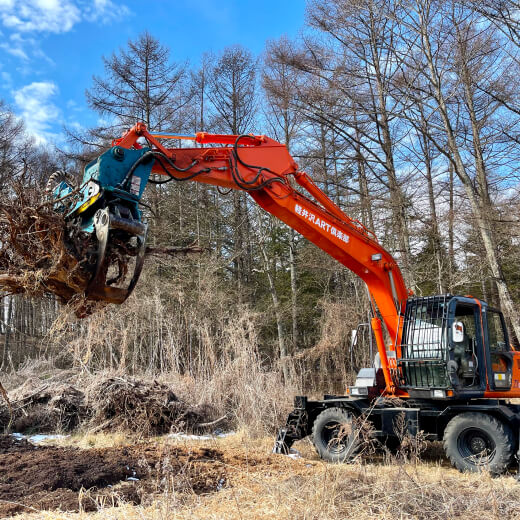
[62,146,154,233]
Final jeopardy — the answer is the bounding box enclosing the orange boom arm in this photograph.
[115,123,410,391]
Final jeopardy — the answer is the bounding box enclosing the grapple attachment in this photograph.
[85,206,148,304]
[49,145,154,304]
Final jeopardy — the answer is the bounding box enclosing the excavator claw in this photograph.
[85,208,148,304]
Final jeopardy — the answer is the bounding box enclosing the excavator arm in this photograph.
[125,124,409,388]
[53,123,410,393]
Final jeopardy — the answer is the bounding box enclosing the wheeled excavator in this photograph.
[48,122,520,474]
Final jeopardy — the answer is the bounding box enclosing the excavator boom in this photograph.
[119,124,409,385]
[122,124,410,331]
[51,122,409,392]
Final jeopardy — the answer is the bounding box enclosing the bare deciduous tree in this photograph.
[86,31,191,133]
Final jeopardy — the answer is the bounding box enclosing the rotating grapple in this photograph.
[47,145,154,304]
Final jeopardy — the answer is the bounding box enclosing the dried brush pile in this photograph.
[87,377,221,436]
[0,184,91,305]
[0,375,221,436]
[3,381,87,433]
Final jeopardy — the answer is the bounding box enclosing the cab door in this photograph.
[449,298,485,393]
[483,306,512,391]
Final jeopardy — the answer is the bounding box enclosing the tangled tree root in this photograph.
[0,185,93,307]
[0,184,203,316]
[0,376,222,436]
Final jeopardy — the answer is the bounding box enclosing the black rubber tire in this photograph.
[312,407,360,463]
[443,412,514,474]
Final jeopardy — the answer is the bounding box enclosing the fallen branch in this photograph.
[145,244,205,256]
[196,415,228,429]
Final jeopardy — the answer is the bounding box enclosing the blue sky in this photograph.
[0,0,306,144]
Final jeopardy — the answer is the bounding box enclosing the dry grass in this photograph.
[9,433,520,520]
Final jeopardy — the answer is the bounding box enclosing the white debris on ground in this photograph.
[168,431,235,441]
[10,431,235,444]
[288,448,302,459]
[11,433,69,444]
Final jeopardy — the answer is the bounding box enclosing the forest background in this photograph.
[2,0,520,424]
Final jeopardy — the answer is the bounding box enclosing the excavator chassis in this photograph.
[275,395,520,475]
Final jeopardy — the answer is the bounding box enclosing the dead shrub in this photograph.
[192,311,296,436]
[392,412,428,464]
[85,377,221,436]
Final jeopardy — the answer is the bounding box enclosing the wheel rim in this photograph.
[321,419,354,455]
[457,427,496,466]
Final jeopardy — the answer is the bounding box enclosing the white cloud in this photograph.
[0,0,130,62]
[86,0,130,22]
[68,120,84,131]
[2,33,55,67]
[13,81,60,143]
[0,1,81,33]
[1,71,12,88]
[0,1,130,62]
[0,0,130,35]
[1,43,28,60]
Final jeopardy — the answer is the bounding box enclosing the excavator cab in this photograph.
[398,295,514,398]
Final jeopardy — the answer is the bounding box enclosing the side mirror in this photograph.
[452,321,464,343]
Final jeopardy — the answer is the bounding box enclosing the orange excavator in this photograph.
[50,123,520,474]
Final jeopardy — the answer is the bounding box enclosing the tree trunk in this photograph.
[368,9,413,287]
[259,227,288,382]
[289,229,298,350]
[418,2,520,339]
[448,162,455,292]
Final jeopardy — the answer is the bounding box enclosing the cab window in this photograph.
[487,310,508,353]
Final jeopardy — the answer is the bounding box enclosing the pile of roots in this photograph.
[0,184,92,305]
[0,376,221,436]
[0,184,204,316]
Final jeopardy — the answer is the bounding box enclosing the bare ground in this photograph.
[0,433,519,520]
[0,434,233,517]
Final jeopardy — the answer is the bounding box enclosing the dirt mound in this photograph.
[0,436,229,517]
[0,376,221,436]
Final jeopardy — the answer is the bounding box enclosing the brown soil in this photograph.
[0,435,234,517]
